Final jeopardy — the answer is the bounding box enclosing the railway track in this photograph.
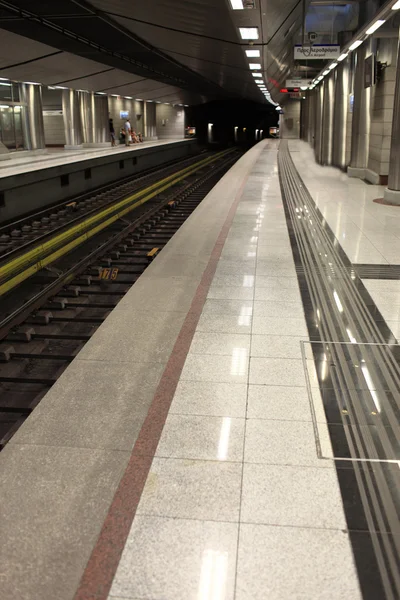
[0,150,211,260]
[0,148,240,449]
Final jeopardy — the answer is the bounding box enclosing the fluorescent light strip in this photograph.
[245,49,260,57]
[249,63,261,69]
[366,19,385,35]
[239,27,259,40]
[338,52,348,62]
[349,39,363,51]
[322,70,329,76]
[393,0,400,8]
[252,72,262,77]
[329,63,338,70]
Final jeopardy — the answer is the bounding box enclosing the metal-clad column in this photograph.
[332,58,350,169]
[62,89,83,149]
[321,75,334,165]
[80,92,109,147]
[384,28,400,205]
[348,43,370,178]
[314,84,324,163]
[19,83,45,151]
[307,91,316,146]
[144,101,157,140]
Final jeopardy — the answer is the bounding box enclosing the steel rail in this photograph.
[0,150,232,297]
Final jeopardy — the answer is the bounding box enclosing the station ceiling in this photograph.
[0,0,310,105]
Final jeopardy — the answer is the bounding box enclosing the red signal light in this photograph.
[280,88,288,93]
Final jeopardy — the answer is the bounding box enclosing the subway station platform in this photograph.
[0,139,189,179]
[1,138,400,600]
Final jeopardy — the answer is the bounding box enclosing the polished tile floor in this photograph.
[290,140,400,266]
[108,145,362,600]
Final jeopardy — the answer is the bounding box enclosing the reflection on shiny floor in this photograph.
[289,140,400,265]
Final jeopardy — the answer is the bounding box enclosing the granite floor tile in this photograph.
[247,385,312,421]
[181,353,249,383]
[11,360,165,451]
[196,313,252,337]
[0,444,129,600]
[241,463,346,528]
[249,357,307,386]
[250,335,306,359]
[207,285,254,301]
[190,332,250,356]
[110,516,238,600]
[254,276,300,289]
[244,418,330,467]
[252,315,308,336]
[78,310,186,363]
[252,301,304,319]
[211,273,256,288]
[137,458,242,521]
[254,285,301,303]
[170,381,247,418]
[236,524,362,600]
[201,299,253,316]
[156,414,245,461]
[115,275,199,313]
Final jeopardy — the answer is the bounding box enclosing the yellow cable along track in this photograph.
[0,150,231,297]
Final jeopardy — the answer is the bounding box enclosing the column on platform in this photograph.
[321,75,335,165]
[332,58,350,170]
[348,42,371,178]
[144,101,157,140]
[385,28,400,204]
[62,89,83,149]
[80,92,109,148]
[314,83,324,164]
[19,83,46,151]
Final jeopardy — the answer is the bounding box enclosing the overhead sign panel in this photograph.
[286,79,312,88]
[294,44,340,60]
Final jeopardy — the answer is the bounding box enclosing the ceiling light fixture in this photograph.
[329,63,338,70]
[229,0,244,9]
[392,0,400,8]
[245,49,260,57]
[252,72,262,77]
[322,70,330,76]
[338,52,348,62]
[239,27,259,39]
[366,19,385,35]
[349,39,363,51]
[0,82,11,87]
[249,63,261,70]
[23,81,40,85]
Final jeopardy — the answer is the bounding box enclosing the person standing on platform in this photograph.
[109,118,116,147]
[124,119,131,146]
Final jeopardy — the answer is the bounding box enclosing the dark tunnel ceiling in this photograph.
[0,0,312,105]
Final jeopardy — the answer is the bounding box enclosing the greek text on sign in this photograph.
[294,45,340,60]
[285,79,312,88]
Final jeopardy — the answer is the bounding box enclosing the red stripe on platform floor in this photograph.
[73,157,256,600]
